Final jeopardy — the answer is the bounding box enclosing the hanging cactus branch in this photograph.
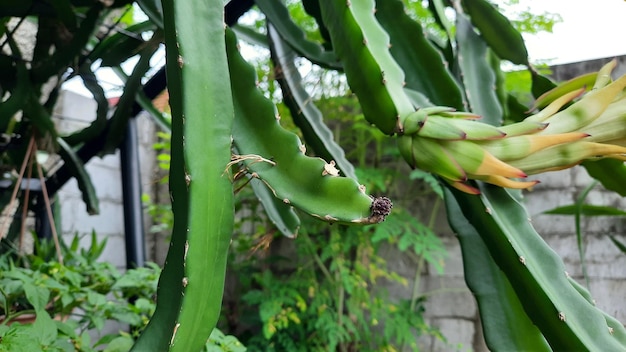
[226,29,390,225]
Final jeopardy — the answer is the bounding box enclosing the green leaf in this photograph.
[22,94,57,139]
[63,65,108,146]
[49,0,76,30]
[57,137,99,215]
[160,0,234,351]
[135,0,163,29]
[0,324,41,352]
[531,72,557,99]
[543,204,626,217]
[23,282,50,313]
[228,30,378,224]
[103,336,134,352]
[504,92,531,123]
[79,331,92,350]
[320,0,414,134]
[116,67,171,133]
[0,60,29,132]
[455,13,503,126]
[609,235,626,255]
[409,169,443,198]
[131,1,233,351]
[375,0,464,109]
[103,34,160,154]
[539,181,617,288]
[302,0,331,43]
[32,310,58,346]
[444,188,550,351]
[31,4,103,83]
[462,0,529,65]
[428,0,453,40]
[89,21,156,67]
[232,24,268,48]
[583,159,626,196]
[249,177,300,238]
[450,183,626,350]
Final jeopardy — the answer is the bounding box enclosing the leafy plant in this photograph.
[0,233,159,351]
[0,233,244,352]
[229,204,445,351]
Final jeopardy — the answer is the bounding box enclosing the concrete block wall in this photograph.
[53,90,159,269]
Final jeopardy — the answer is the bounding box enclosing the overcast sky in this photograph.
[520,0,626,64]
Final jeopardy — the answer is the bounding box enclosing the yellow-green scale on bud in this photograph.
[579,100,626,143]
[538,75,626,135]
[418,115,506,140]
[410,137,467,181]
[478,132,589,161]
[440,140,527,179]
[507,141,626,175]
[532,72,597,110]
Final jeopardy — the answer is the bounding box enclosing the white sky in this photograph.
[64,1,626,96]
[519,0,626,64]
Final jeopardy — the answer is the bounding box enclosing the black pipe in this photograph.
[34,198,52,240]
[120,117,146,268]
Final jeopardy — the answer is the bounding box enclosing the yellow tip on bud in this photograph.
[446,180,481,195]
[478,175,540,190]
